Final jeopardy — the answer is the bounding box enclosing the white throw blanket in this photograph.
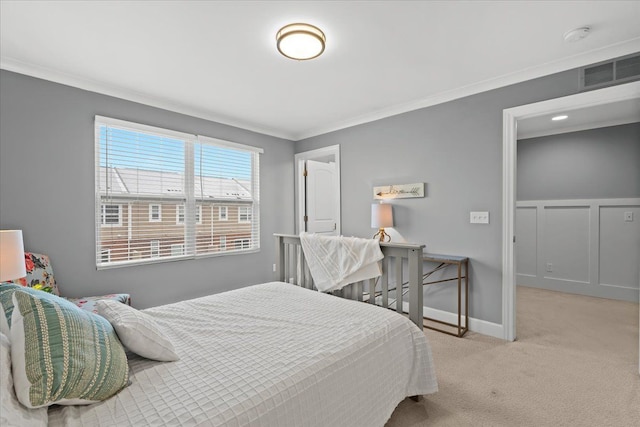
[299,232,384,292]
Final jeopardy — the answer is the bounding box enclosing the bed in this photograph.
[46,281,436,426]
[5,235,437,426]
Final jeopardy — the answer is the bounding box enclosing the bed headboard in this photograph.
[274,234,425,330]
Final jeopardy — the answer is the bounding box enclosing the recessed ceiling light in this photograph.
[551,115,568,121]
[563,26,591,43]
[276,23,326,60]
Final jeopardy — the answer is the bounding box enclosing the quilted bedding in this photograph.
[48,282,437,426]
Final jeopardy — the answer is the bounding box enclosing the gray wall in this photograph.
[517,123,640,201]
[296,70,583,324]
[0,70,295,309]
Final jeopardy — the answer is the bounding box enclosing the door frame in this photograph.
[502,80,640,345]
[294,145,341,235]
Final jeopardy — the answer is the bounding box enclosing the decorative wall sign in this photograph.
[373,183,425,199]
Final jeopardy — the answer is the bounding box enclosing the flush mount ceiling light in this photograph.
[276,23,326,60]
[551,115,569,121]
[563,26,591,43]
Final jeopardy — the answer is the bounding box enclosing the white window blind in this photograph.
[95,116,262,269]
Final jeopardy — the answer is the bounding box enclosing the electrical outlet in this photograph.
[272,263,276,272]
[624,212,633,222]
[546,263,553,272]
[470,211,490,224]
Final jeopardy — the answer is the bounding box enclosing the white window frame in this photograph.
[101,204,122,227]
[219,206,228,221]
[238,206,251,223]
[149,204,161,222]
[150,240,160,258]
[176,204,185,224]
[96,116,263,269]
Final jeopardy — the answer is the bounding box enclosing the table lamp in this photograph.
[0,230,26,282]
[371,203,393,242]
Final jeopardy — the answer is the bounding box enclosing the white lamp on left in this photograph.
[0,230,26,282]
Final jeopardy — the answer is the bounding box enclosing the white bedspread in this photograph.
[48,282,437,427]
[299,232,384,292]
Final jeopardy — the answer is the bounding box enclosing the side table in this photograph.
[422,253,469,337]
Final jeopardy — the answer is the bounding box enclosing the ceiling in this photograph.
[1,1,640,141]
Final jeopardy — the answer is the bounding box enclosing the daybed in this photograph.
[2,236,437,426]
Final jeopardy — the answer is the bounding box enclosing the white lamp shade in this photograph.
[371,203,394,228]
[0,230,26,282]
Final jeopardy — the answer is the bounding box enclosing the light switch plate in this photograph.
[470,211,490,224]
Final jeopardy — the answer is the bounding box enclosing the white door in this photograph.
[305,160,337,234]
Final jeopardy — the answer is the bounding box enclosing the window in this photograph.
[234,239,251,250]
[219,235,226,251]
[96,116,262,268]
[149,204,161,222]
[150,240,160,258]
[177,204,201,224]
[176,204,185,224]
[196,205,202,224]
[100,249,111,263]
[219,206,228,221]
[176,205,202,224]
[101,204,122,226]
[238,206,252,223]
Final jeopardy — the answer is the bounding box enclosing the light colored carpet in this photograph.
[386,286,640,426]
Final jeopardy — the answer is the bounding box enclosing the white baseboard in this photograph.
[398,301,504,339]
[423,306,504,339]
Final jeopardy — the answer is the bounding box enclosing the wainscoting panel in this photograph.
[543,206,590,283]
[516,198,640,302]
[599,206,640,290]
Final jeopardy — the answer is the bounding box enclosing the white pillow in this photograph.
[0,332,48,427]
[95,299,179,362]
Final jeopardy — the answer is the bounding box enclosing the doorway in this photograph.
[294,145,341,235]
[502,80,640,372]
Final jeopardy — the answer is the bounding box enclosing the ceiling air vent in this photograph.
[580,52,640,90]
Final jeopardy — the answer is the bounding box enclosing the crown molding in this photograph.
[293,38,640,141]
[0,57,295,141]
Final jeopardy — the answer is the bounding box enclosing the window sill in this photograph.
[96,248,260,270]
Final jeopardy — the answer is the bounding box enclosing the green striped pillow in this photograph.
[0,283,61,336]
[10,290,129,408]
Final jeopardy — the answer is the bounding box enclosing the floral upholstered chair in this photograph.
[9,252,131,313]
